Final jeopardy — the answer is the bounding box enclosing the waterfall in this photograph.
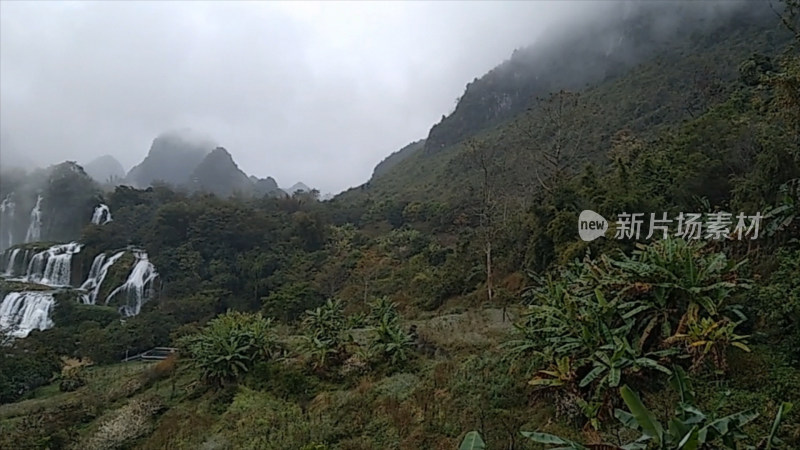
[25,242,82,286]
[106,250,158,317]
[91,204,113,225]
[25,195,43,243]
[4,248,22,275]
[0,291,55,338]
[3,248,32,277]
[0,194,15,251]
[79,251,125,304]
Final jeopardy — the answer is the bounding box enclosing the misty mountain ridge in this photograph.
[423,0,774,153]
[282,182,313,196]
[250,175,280,197]
[371,139,425,181]
[189,147,254,197]
[120,132,289,198]
[125,130,215,189]
[83,154,125,184]
[338,0,790,205]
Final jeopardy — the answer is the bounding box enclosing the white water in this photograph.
[25,242,82,286]
[106,250,157,316]
[80,251,125,304]
[4,248,22,275]
[25,195,43,243]
[0,291,55,337]
[91,204,113,225]
[0,194,15,251]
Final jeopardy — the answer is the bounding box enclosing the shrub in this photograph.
[368,314,415,368]
[84,396,165,450]
[180,311,277,387]
[301,299,350,371]
[59,357,91,392]
[508,239,751,425]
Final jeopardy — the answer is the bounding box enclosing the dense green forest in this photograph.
[1,2,799,449]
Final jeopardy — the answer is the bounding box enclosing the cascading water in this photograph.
[106,250,158,317]
[5,248,22,275]
[80,250,125,304]
[25,242,82,286]
[1,242,158,336]
[0,194,15,251]
[91,204,113,225]
[0,291,55,338]
[3,248,33,278]
[25,195,43,243]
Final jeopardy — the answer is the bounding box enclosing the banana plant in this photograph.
[302,299,349,370]
[368,312,414,365]
[580,335,672,391]
[763,178,799,237]
[615,384,758,448]
[522,367,792,449]
[529,356,576,388]
[668,316,750,372]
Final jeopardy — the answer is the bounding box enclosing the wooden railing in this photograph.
[122,346,177,362]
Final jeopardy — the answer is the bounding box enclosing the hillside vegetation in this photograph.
[1,2,799,449]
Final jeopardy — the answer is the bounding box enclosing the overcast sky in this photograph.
[0,1,610,194]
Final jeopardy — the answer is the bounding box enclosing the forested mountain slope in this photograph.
[337,3,790,212]
[423,1,777,153]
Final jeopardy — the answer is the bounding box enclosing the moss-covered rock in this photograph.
[51,293,120,328]
[0,279,53,295]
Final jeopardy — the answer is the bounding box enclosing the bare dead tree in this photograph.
[465,138,512,310]
[517,90,590,195]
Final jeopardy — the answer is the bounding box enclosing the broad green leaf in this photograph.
[521,431,588,449]
[609,367,621,387]
[580,366,606,387]
[731,342,751,352]
[620,385,664,444]
[615,409,638,430]
[676,425,700,450]
[766,402,793,450]
[459,431,486,450]
[635,358,672,375]
[622,304,652,319]
[669,366,694,405]
[530,378,564,387]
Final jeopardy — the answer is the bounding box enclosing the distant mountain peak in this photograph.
[283,182,313,196]
[155,128,217,151]
[189,146,252,197]
[206,146,236,162]
[83,155,125,184]
[125,131,215,188]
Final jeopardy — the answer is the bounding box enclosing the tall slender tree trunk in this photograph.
[485,240,493,302]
